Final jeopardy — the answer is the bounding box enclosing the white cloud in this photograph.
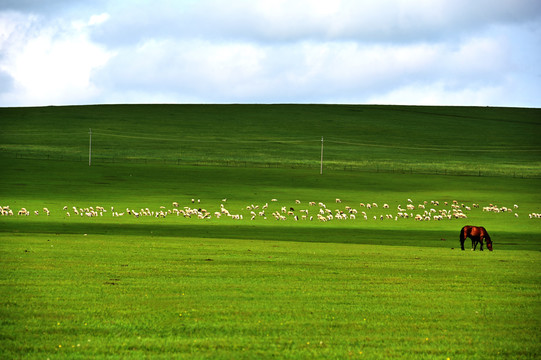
[366,82,506,106]
[0,0,540,106]
[91,29,519,104]
[88,12,110,26]
[0,12,113,105]
[89,0,541,45]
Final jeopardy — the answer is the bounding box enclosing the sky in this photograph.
[0,0,540,107]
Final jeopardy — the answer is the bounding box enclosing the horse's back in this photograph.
[461,225,474,236]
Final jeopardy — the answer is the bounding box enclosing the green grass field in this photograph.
[1,104,540,359]
[1,104,540,176]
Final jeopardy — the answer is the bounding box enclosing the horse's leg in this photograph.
[471,238,476,251]
[460,228,466,250]
[479,237,484,251]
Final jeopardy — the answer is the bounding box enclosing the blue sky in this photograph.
[0,0,540,107]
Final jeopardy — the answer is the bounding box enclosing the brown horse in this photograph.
[460,226,493,251]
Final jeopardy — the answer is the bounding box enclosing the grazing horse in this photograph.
[460,226,493,251]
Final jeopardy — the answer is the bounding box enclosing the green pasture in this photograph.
[1,233,539,359]
[1,104,540,176]
[1,104,540,358]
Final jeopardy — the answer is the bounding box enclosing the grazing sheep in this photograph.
[18,208,29,216]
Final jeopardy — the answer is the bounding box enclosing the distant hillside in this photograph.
[0,104,540,177]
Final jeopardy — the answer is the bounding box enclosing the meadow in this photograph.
[1,104,540,176]
[0,104,540,359]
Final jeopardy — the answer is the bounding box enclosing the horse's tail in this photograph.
[482,227,493,251]
[459,226,467,250]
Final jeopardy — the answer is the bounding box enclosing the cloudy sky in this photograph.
[0,0,540,107]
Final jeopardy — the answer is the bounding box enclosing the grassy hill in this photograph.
[1,104,540,359]
[1,104,540,176]
[1,104,540,247]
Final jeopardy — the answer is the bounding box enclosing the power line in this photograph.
[325,139,541,153]
[90,130,318,144]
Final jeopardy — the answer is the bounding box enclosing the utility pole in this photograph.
[89,128,92,166]
[320,136,324,175]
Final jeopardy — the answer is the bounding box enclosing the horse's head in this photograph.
[486,239,493,251]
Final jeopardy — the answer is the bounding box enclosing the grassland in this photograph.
[1,104,540,176]
[0,104,540,359]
